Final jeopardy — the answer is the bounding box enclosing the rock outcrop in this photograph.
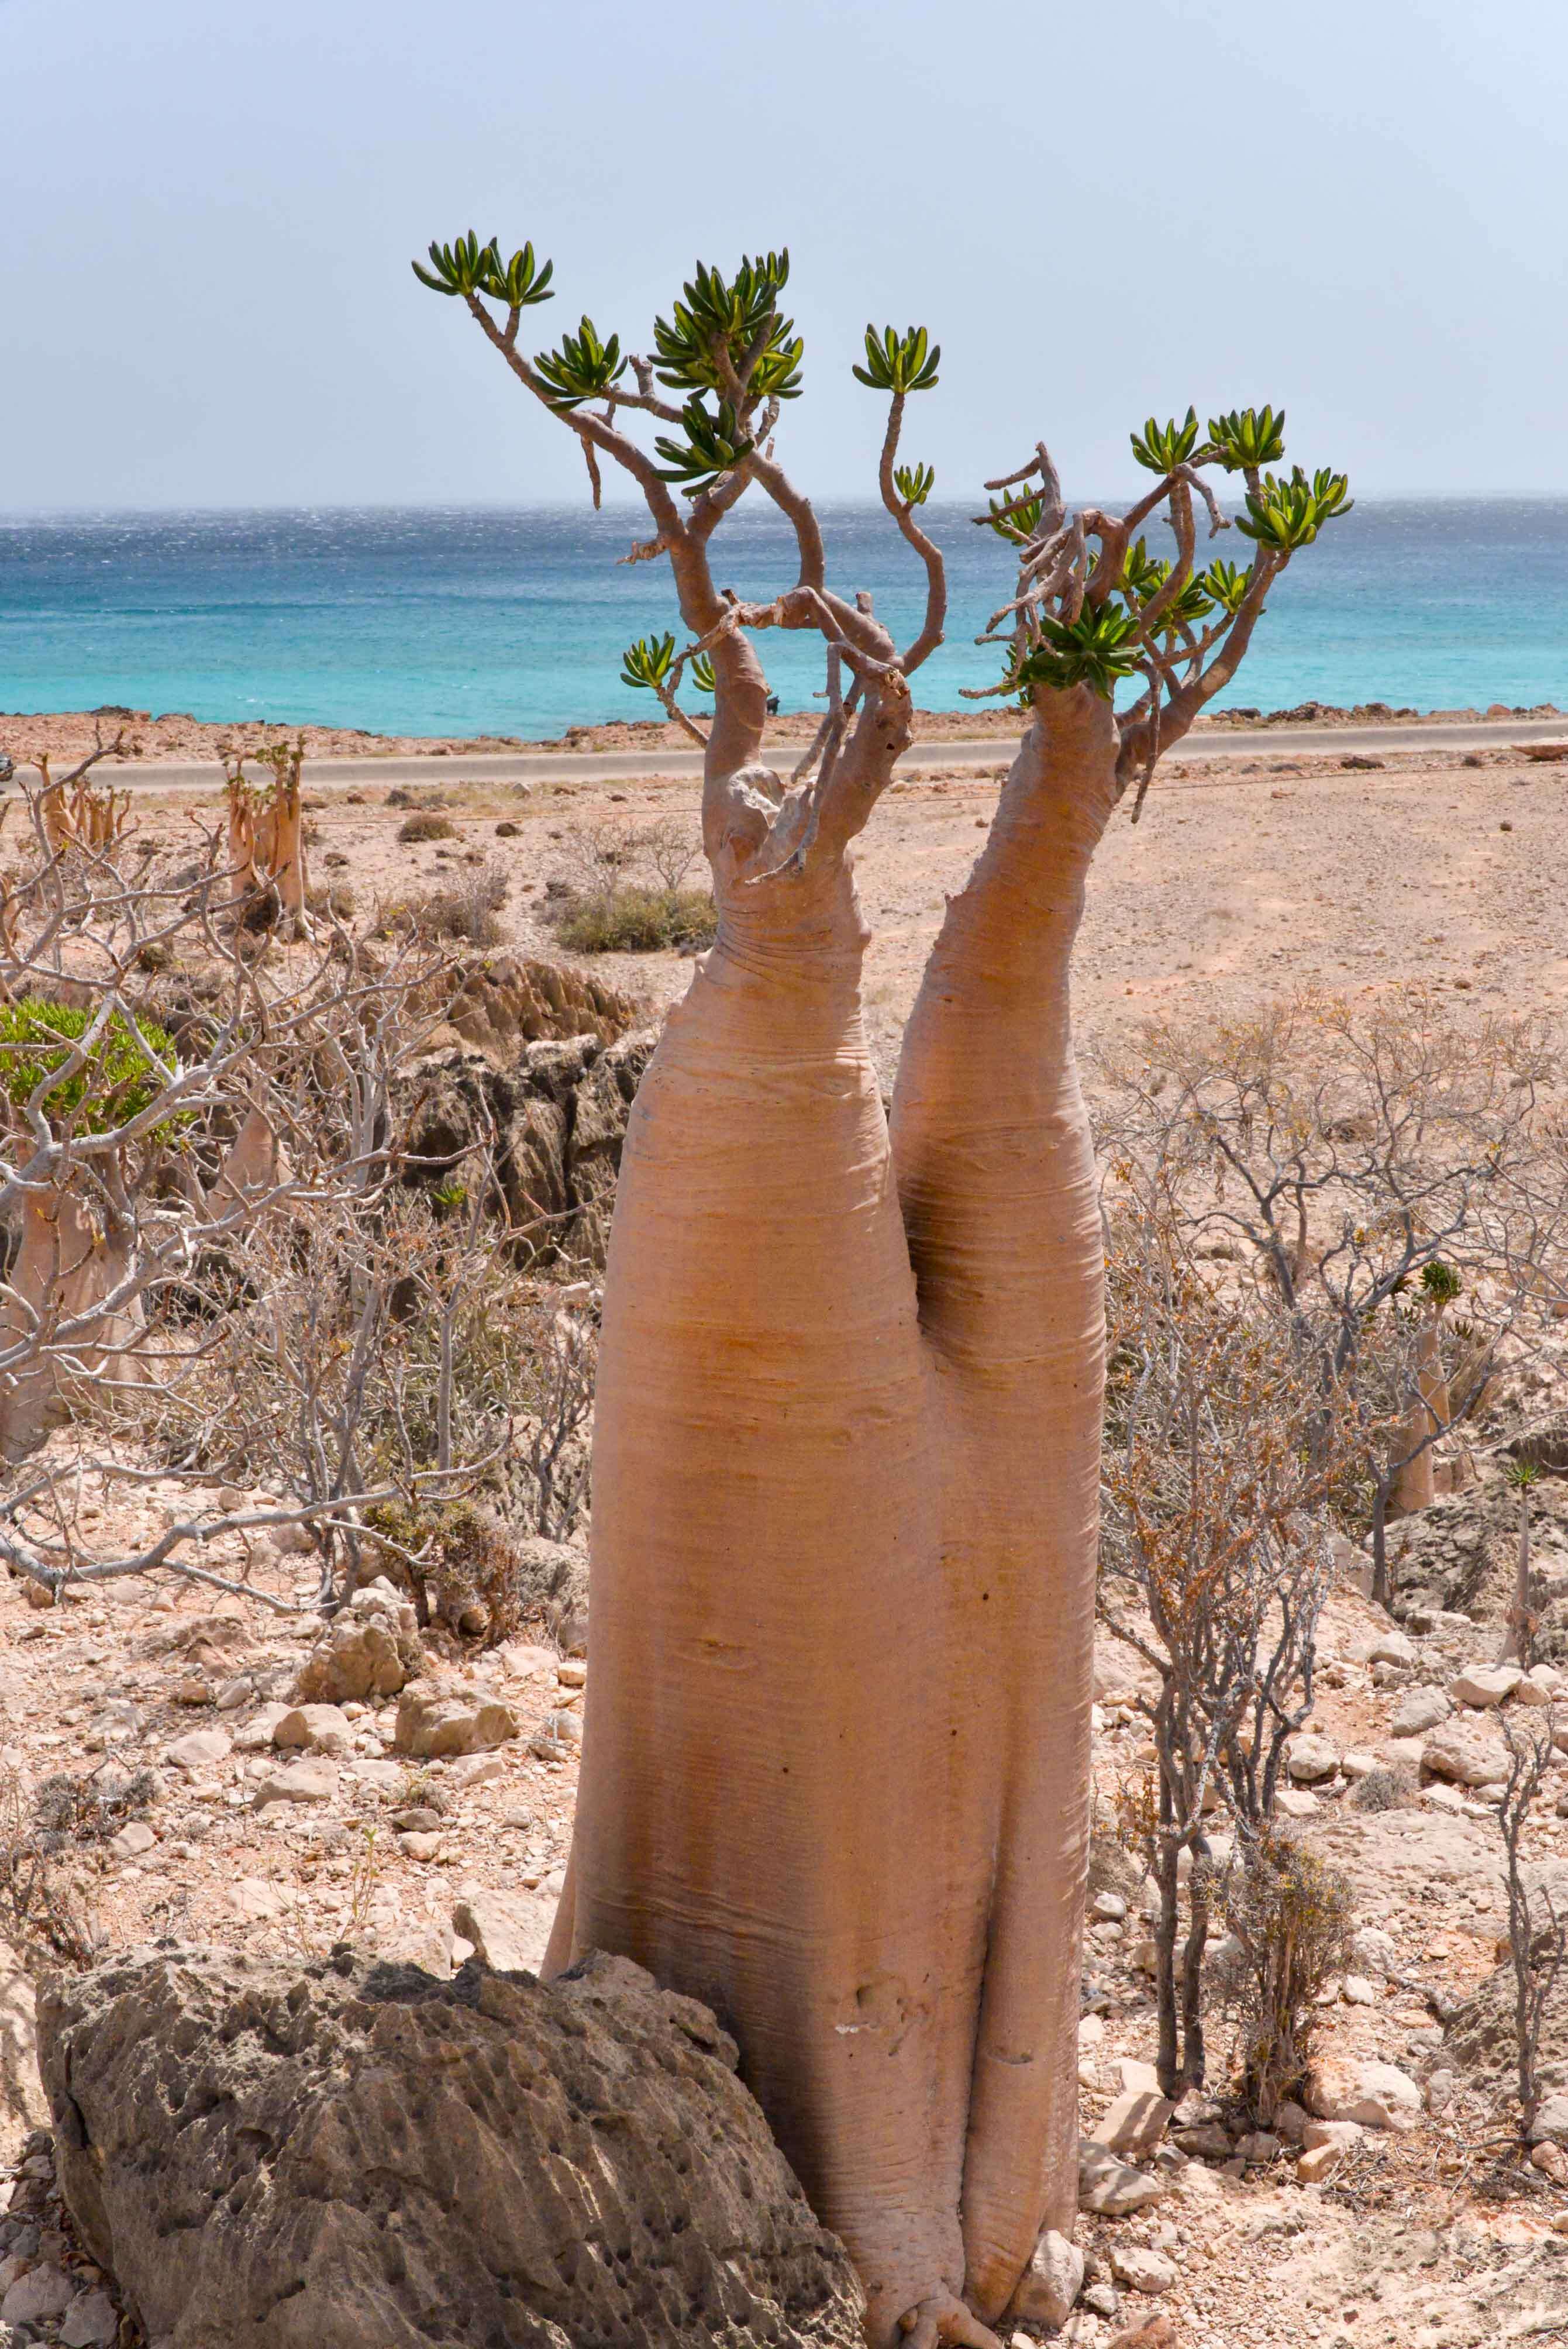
[39,1944,866,2349]
[402,1028,656,1268]
[291,1578,421,1704]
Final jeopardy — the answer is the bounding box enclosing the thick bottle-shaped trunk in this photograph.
[0,1189,143,1460]
[891,691,1115,2316]
[559,842,970,2338]
[554,687,1116,2342]
[1391,1309,1447,1516]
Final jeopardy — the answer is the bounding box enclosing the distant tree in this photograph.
[418,231,1352,2346]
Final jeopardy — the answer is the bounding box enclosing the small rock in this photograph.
[233,1703,290,1752]
[1274,1786,1318,1818]
[1109,2245,1176,2296]
[251,1758,338,1806]
[1173,2123,1232,2159]
[1006,2227,1084,2327]
[1389,1686,1452,1737]
[1350,1926,1397,1978]
[447,1751,508,1791]
[1091,2087,1174,2162]
[109,1820,157,1859]
[1515,1666,1563,1707]
[1105,2319,1175,2349]
[390,1807,444,1834]
[1532,2141,1568,2183]
[1367,1629,1417,1668]
[172,1674,214,1706]
[1340,1975,1377,2005]
[1286,1734,1340,1783]
[1301,2119,1363,2152]
[1425,2068,1456,2114]
[1448,1663,1522,1710]
[393,1686,520,1758]
[1235,2130,1281,2164]
[1339,1749,1379,1780]
[1527,2090,1568,2146]
[1092,1891,1128,1923]
[1,2264,75,2325]
[1078,2139,1169,2215]
[1421,1717,1511,1787]
[399,1831,442,1861]
[163,1727,233,1773]
[60,2288,120,2348]
[452,1887,553,1974]
[1083,2279,1122,2317]
[1306,2057,1421,2131]
[292,1577,421,1704]
[1273,2099,1309,2145]
[1297,2140,1348,2183]
[271,1703,354,1756]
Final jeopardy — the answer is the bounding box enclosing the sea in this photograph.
[1,499,1565,742]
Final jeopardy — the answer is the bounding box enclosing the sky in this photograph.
[4,0,1567,511]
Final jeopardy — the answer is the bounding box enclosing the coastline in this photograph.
[2,695,1563,774]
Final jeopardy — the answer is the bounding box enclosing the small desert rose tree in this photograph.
[417,231,1352,2347]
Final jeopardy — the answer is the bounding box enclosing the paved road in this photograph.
[15,714,1567,793]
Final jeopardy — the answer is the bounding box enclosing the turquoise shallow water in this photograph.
[1,499,1565,741]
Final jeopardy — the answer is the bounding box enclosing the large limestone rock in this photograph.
[1420,1717,1511,1788]
[292,1579,420,1704]
[392,1683,520,1757]
[39,1945,866,2349]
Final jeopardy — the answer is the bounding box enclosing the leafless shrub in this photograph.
[545,818,715,955]
[0,1762,109,1972]
[1495,1709,1567,2138]
[1352,1762,1419,1812]
[364,1496,530,1642]
[1101,991,1568,1607]
[1217,1829,1355,2124]
[1101,1186,1371,2095]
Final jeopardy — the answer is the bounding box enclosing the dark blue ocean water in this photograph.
[1,500,1564,741]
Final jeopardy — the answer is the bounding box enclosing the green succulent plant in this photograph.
[974,491,1043,539]
[533,316,626,409]
[1015,603,1143,699]
[1234,465,1350,550]
[412,233,556,309]
[620,633,680,693]
[852,324,940,395]
[690,652,716,694]
[653,397,754,490]
[1130,407,1200,474]
[893,461,935,508]
[1207,405,1287,472]
[653,253,802,401]
[0,1000,181,1135]
[1200,557,1250,615]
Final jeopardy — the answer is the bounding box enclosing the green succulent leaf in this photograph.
[852,323,940,394]
[652,252,804,401]
[690,652,716,694]
[1129,406,1200,474]
[0,998,184,1136]
[477,240,555,309]
[1014,602,1143,700]
[1200,557,1250,615]
[893,460,936,508]
[1233,463,1353,550]
[653,396,755,491]
[1207,405,1287,472]
[620,632,677,693]
[1421,1259,1463,1304]
[1119,538,1170,602]
[533,315,627,409]
[974,491,1043,539]
[412,230,500,299]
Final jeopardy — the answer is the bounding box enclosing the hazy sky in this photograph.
[5,0,1567,509]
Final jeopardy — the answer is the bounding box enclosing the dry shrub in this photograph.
[1218,1831,1355,2122]
[552,883,715,955]
[398,810,459,843]
[0,1763,122,1972]
[1352,1762,1419,1812]
[378,859,508,946]
[363,1497,526,1643]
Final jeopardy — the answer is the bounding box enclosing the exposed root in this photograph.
[897,2293,1005,2349]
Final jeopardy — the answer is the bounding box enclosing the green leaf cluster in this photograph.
[1116,540,1254,630]
[894,461,935,508]
[0,999,181,1135]
[619,633,678,693]
[1235,465,1353,549]
[653,397,754,491]
[1130,407,1200,474]
[852,324,939,394]
[1208,405,1287,471]
[1014,603,1143,699]
[533,316,626,409]
[412,233,555,309]
[652,253,803,401]
[690,652,716,694]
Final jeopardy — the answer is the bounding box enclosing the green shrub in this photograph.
[363,1497,528,1644]
[552,884,716,955]
[0,998,181,1132]
[1218,1831,1355,2122]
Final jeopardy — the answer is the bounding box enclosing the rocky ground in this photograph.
[2,727,1568,2345]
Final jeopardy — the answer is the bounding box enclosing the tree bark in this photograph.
[550,681,1115,2342]
[889,688,1115,2318]
[0,1189,144,1461]
[1391,1308,1446,1516]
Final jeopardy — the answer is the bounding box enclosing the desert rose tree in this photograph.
[416,233,1352,2347]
